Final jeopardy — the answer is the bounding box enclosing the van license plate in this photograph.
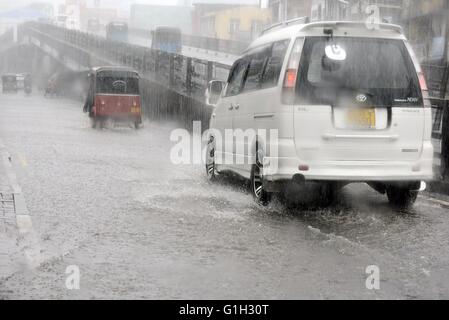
[345,108,376,129]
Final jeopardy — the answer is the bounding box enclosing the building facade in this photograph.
[269,0,313,23]
[192,1,271,41]
[310,0,403,23]
[401,0,448,64]
[130,4,193,33]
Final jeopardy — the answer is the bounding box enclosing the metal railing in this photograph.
[423,62,449,178]
[22,22,231,102]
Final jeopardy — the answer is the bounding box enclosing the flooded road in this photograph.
[0,93,449,299]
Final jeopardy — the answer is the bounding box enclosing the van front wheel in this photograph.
[251,164,271,206]
[386,186,418,210]
[205,141,217,181]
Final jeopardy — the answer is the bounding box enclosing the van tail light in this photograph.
[282,69,298,105]
[282,68,298,104]
[418,72,428,91]
[284,69,297,88]
[282,38,305,105]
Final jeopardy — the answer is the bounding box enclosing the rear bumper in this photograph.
[263,142,434,183]
[92,111,141,121]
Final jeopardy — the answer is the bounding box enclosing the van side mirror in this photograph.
[206,80,224,105]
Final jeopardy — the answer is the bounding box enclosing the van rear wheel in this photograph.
[386,186,418,210]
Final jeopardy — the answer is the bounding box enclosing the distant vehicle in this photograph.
[206,20,433,210]
[66,17,81,30]
[55,15,68,28]
[24,73,32,95]
[87,19,101,34]
[84,67,142,129]
[106,22,128,43]
[16,73,25,90]
[44,73,59,98]
[151,26,182,54]
[2,74,18,93]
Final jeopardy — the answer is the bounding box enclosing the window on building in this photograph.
[251,20,263,38]
[229,19,240,36]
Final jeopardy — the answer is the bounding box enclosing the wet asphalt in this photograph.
[0,93,448,299]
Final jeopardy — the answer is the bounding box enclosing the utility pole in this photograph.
[284,0,288,22]
[278,0,288,22]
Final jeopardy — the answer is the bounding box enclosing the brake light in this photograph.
[282,38,304,105]
[418,72,428,91]
[284,69,297,88]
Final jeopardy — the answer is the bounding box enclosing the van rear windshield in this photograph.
[296,37,422,107]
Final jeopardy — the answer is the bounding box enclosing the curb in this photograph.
[429,180,449,197]
[0,139,42,280]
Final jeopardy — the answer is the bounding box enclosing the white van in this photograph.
[206,21,434,209]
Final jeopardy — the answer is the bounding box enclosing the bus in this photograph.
[106,22,128,43]
[151,26,182,54]
[87,19,101,34]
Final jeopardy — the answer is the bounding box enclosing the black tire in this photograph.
[91,118,97,129]
[251,164,272,206]
[319,183,340,207]
[205,141,217,181]
[386,186,418,210]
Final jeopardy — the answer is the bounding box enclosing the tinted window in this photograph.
[261,40,290,89]
[97,77,139,95]
[243,45,270,92]
[296,37,422,106]
[225,60,248,97]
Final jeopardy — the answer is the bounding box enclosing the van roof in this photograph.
[247,21,406,51]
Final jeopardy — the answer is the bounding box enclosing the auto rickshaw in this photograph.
[2,74,18,94]
[84,67,142,129]
[44,73,59,98]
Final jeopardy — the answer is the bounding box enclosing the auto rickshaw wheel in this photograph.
[91,118,97,129]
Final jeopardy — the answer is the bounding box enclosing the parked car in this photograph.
[205,21,433,209]
[2,74,18,93]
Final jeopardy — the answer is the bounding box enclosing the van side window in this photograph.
[225,59,248,97]
[243,45,270,92]
[261,40,290,89]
